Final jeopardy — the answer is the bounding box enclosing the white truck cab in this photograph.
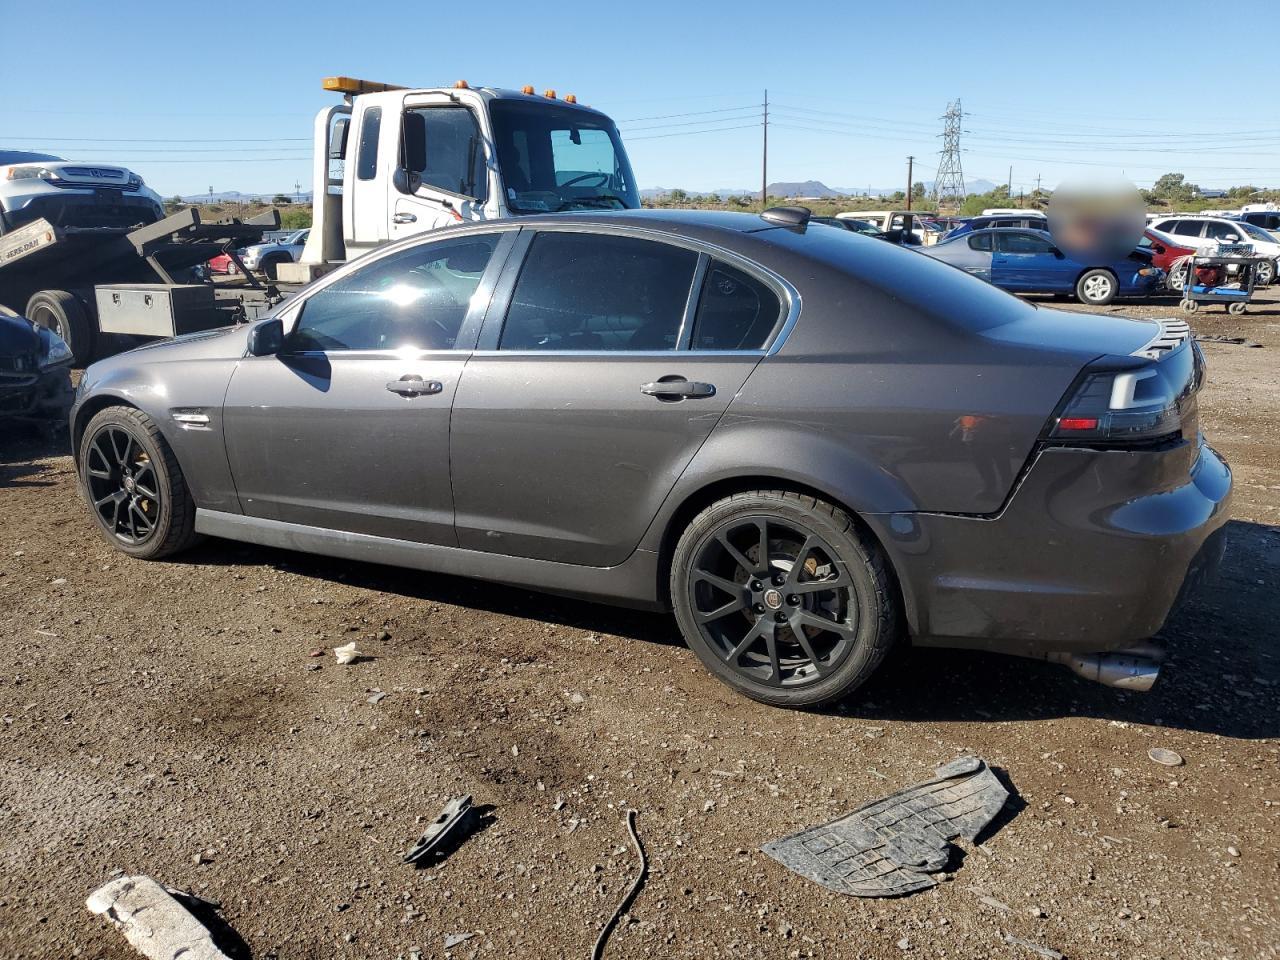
[288,77,639,281]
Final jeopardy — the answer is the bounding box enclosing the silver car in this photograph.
[70,209,1231,708]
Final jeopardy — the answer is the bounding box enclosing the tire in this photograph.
[78,406,198,560]
[1180,298,1198,314]
[670,490,899,709]
[1256,259,1275,286]
[1228,302,1247,315]
[260,255,287,280]
[1075,269,1117,306]
[1168,265,1187,292]
[26,289,94,366]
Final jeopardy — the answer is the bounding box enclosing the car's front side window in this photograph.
[689,261,781,351]
[290,235,498,352]
[1206,222,1242,242]
[497,232,697,351]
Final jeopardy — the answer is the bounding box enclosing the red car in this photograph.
[206,252,241,275]
[1140,228,1196,289]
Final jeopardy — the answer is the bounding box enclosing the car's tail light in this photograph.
[1046,341,1200,448]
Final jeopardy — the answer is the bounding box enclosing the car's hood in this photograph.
[0,314,39,357]
[982,308,1161,359]
[86,325,251,382]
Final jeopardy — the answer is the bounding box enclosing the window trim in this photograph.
[473,224,798,356]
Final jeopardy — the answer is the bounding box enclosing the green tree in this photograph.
[911,182,926,201]
[668,188,688,203]
[279,208,312,229]
[1151,173,1199,201]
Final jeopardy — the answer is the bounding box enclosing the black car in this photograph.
[0,305,74,427]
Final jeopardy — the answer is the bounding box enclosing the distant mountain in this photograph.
[177,190,312,204]
[642,178,999,200]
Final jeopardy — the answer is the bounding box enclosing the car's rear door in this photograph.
[448,227,789,566]
[992,230,1062,291]
[221,230,514,544]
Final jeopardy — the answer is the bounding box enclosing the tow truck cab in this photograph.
[288,77,640,282]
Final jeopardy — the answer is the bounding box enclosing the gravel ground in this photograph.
[0,286,1277,960]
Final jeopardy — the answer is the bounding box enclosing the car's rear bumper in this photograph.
[867,437,1232,654]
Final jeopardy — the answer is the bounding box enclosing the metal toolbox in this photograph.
[94,284,221,337]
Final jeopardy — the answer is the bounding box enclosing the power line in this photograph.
[615,104,760,123]
[933,99,965,209]
[6,135,310,143]
[626,123,759,142]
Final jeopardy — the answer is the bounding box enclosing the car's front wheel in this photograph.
[1076,268,1118,306]
[79,406,198,559]
[671,490,899,708]
[1256,259,1275,286]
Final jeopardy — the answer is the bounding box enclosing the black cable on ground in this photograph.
[591,809,648,960]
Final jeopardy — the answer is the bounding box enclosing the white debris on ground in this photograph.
[333,641,362,664]
[86,875,229,960]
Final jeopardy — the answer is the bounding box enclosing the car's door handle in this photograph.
[393,212,417,224]
[641,378,716,400]
[386,376,442,397]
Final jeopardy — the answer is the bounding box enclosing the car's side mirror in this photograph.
[248,317,284,356]
[1050,247,1065,259]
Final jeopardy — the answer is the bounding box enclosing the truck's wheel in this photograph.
[26,289,95,366]
[260,255,288,280]
[670,490,900,709]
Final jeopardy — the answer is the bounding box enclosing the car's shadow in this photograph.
[0,426,70,487]
[180,518,1279,740]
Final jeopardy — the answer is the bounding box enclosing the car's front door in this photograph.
[449,229,787,566]
[221,231,512,544]
[992,230,1062,291]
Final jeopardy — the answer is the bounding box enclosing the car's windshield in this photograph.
[0,150,62,164]
[490,101,639,213]
[1238,221,1274,242]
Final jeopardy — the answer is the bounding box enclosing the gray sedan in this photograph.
[70,208,1230,708]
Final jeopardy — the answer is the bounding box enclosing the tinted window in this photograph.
[967,233,993,251]
[400,106,488,201]
[356,106,381,181]
[1205,221,1242,241]
[690,261,781,350]
[292,235,498,352]
[1171,220,1204,238]
[499,233,697,351]
[997,232,1054,254]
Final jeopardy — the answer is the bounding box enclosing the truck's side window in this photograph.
[290,235,498,353]
[400,106,488,202]
[357,107,381,181]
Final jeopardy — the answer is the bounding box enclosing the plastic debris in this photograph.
[404,795,474,865]
[761,756,1010,897]
[444,932,475,949]
[1148,747,1184,767]
[86,875,231,960]
[333,641,362,665]
[1003,931,1066,959]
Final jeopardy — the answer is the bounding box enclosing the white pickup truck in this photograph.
[0,151,164,235]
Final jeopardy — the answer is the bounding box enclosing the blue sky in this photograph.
[5,0,1278,198]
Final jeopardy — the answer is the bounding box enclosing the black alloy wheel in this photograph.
[84,424,161,544]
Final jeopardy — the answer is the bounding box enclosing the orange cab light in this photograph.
[543,89,557,99]
[521,84,535,95]
[564,94,577,103]
[454,79,469,89]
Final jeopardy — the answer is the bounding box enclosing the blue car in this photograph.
[923,227,1165,306]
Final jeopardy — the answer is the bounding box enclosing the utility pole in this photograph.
[760,89,768,212]
[294,179,302,202]
[1035,173,1042,195]
[905,155,915,210]
[1007,166,1013,197]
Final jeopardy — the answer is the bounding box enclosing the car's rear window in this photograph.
[765,225,1036,332]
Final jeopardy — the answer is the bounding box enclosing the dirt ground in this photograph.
[1,286,1277,960]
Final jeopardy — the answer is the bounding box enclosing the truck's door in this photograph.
[390,94,490,240]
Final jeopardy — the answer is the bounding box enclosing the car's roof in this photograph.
[0,150,63,164]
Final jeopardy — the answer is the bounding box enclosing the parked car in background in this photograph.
[941,211,1047,241]
[0,304,73,426]
[1236,209,1280,238]
[206,251,244,276]
[1139,228,1198,290]
[0,150,164,234]
[240,229,310,279]
[812,216,884,237]
[836,211,934,244]
[1149,215,1279,285]
[923,227,1163,305]
[71,208,1228,708]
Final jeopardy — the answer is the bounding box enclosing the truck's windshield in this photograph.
[490,100,638,213]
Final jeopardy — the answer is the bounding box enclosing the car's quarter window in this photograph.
[689,261,781,351]
[497,232,698,351]
[997,232,1054,254]
[968,233,993,251]
[290,235,499,352]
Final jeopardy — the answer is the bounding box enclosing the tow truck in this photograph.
[0,75,639,364]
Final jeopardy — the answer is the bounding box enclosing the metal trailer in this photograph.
[0,207,285,365]
[1178,245,1257,315]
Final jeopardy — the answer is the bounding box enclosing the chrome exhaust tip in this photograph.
[1046,645,1164,692]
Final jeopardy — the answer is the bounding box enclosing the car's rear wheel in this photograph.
[260,255,288,280]
[1256,259,1275,286]
[79,406,198,560]
[1076,269,1117,306]
[26,289,94,366]
[671,490,899,708]
[1168,264,1188,291]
